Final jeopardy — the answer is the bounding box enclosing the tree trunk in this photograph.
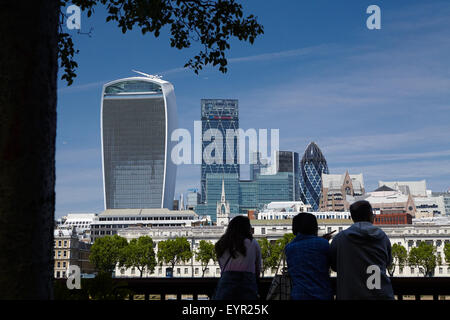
[0,1,58,299]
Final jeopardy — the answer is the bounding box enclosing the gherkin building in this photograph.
[299,142,329,211]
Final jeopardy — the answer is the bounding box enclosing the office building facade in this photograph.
[276,151,300,201]
[101,76,177,209]
[299,142,329,211]
[197,165,298,220]
[201,99,239,203]
[186,189,201,210]
[320,171,365,212]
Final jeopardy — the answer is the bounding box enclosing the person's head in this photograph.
[350,200,374,223]
[215,215,253,258]
[292,212,318,236]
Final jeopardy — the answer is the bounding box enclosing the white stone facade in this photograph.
[114,219,450,278]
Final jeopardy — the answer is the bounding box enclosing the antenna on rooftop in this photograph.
[132,70,162,79]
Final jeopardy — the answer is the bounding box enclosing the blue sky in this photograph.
[56,0,450,218]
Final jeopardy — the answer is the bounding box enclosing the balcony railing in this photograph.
[55,277,450,300]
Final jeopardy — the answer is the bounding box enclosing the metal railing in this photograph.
[56,277,450,300]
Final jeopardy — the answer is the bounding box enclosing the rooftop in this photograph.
[250,218,352,226]
[98,209,198,217]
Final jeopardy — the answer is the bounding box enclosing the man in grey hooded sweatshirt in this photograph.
[330,200,394,300]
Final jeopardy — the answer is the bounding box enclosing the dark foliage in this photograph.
[58,0,264,84]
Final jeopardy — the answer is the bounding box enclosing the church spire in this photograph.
[217,177,230,226]
[221,178,226,203]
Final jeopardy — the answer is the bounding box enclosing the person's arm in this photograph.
[386,236,393,268]
[254,240,262,277]
[322,230,336,241]
[329,236,338,272]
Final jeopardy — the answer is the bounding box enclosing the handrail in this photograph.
[55,277,450,300]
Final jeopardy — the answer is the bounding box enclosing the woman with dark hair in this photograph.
[285,212,334,300]
[213,215,262,300]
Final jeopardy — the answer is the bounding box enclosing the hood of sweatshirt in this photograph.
[344,222,386,244]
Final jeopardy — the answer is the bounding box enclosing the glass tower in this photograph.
[195,173,240,221]
[101,76,177,209]
[201,99,239,203]
[276,151,300,201]
[299,142,329,211]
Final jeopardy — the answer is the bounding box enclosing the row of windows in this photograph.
[260,227,289,234]
[119,265,450,276]
[93,223,186,229]
[54,240,69,248]
[98,216,194,221]
[54,250,69,258]
[121,267,222,276]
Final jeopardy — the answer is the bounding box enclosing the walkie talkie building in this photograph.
[101,76,177,209]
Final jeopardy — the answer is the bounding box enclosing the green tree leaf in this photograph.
[58,0,264,85]
[444,242,450,264]
[89,235,128,274]
[388,243,407,276]
[195,240,216,277]
[157,237,193,276]
[122,236,157,277]
[257,238,279,277]
[408,242,438,277]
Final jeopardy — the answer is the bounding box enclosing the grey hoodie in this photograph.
[330,222,394,300]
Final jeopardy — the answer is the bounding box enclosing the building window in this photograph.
[194,268,199,275]
[410,267,414,274]
[184,268,189,275]
[58,241,62,247]
[56,271,60,278]
[63,262,66,268]
[177,268,181,274]
[216,268,220,274]
[131,268,135,275]
[57,262,60,268]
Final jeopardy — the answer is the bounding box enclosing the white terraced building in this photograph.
[378,180,446,218]
[256,201,349,220]
[257,201,312,220]
[379,180,428,197]
[60,213,97,232]
[90,208,211,243]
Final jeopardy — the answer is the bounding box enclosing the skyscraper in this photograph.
[276,151,300,201]
[299,142,329,211]
[201,99,239,202]
[101,75,177,209]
